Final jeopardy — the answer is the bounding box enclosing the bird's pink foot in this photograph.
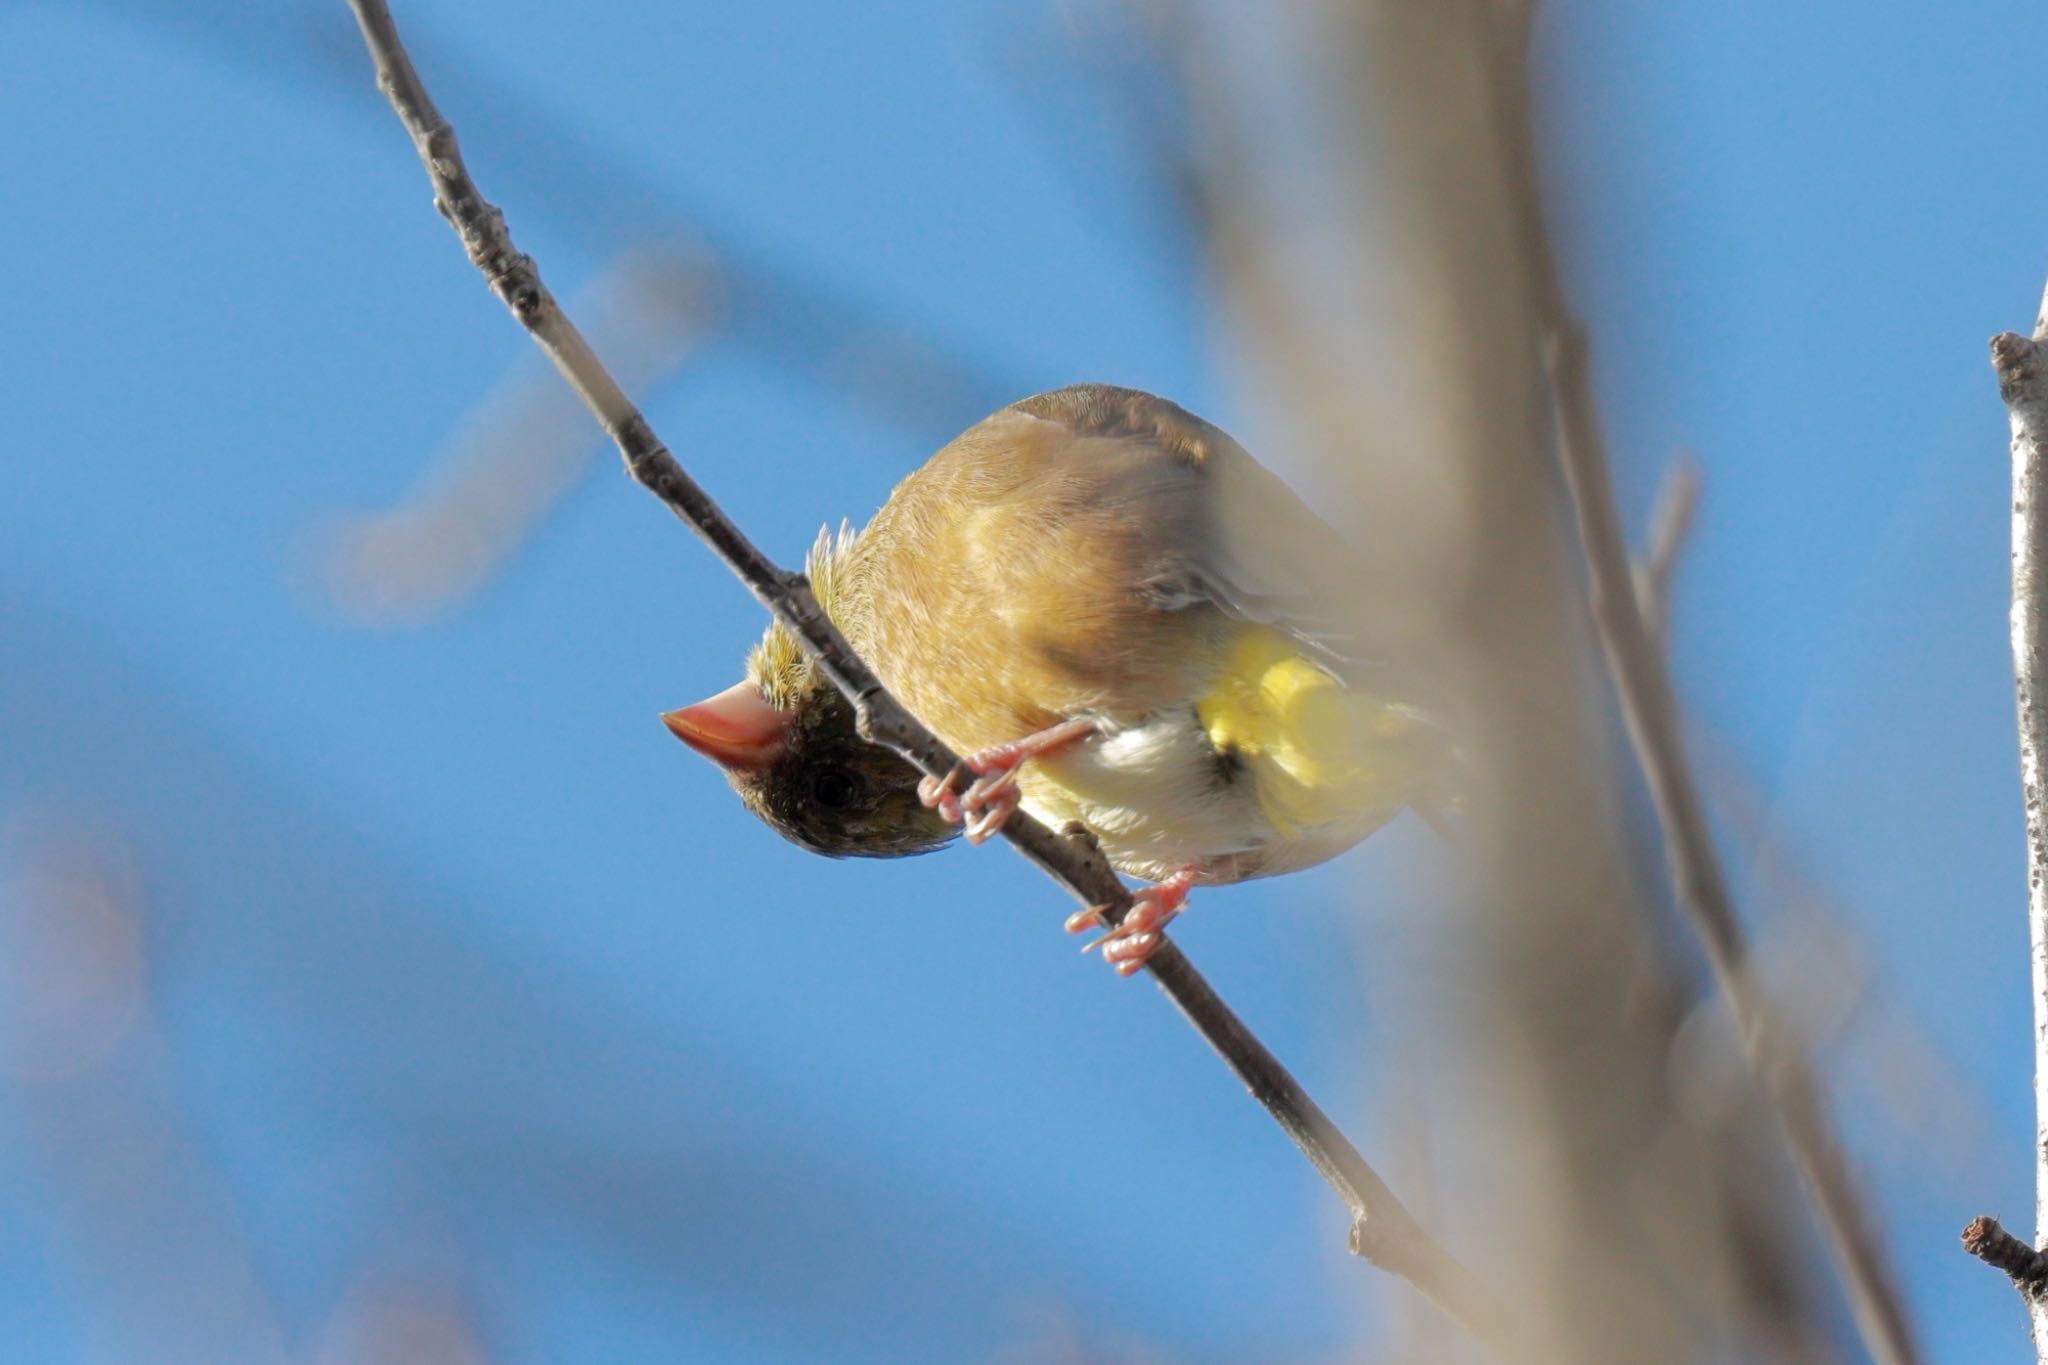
[1068,868,1198,977]
[917,718,1097,844]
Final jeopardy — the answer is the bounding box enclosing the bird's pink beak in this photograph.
[661,681,791,771]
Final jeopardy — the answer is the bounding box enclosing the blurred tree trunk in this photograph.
[1213,2,1849,1357]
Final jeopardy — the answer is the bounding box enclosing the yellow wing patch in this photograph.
[1196,628,1438,836]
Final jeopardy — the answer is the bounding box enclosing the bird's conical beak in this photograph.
[661,681,791,771]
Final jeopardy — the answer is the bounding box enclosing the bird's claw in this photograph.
[917,719,1096,845]
[916,766,967,825]
[918,754,1023,842]
[1069,870,1196,977]
[961,782,1019,843]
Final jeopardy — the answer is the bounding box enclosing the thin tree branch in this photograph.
[1476,9,1922,1364]
[1967,283,2048,1360]
[340,0,1505,1347]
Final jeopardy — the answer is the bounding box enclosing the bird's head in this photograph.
[662,592,957,860]
[662,664,958,859]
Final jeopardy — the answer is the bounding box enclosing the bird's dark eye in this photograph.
[813,768,859,810]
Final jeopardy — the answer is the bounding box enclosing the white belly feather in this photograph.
[1016,710,1403,886]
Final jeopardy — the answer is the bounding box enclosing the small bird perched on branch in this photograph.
[664,385,1454,972]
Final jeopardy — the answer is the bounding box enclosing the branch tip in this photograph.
[1961,1215,2048,1297]
[1992,332,2043,398]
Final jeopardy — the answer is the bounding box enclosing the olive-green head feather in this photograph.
[667,524,956,860]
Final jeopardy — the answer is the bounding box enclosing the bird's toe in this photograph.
[1076,867,1198,976]
[917,769,966,825]
[962,785,1019,843]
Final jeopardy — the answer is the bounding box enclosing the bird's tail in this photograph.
[1198,628,1458,839]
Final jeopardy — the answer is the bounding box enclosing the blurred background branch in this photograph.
[1481,4,1919,1355]
[1633,457,1700,653]
[315,246,717,623]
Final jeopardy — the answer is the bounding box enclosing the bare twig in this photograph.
[1477,10,1921,1364]
[340,0,1503,1346]
[1967,282,2048,1359]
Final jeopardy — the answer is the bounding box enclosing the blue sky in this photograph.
[3,1,2046,1360]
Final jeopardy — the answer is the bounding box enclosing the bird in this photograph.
[662,384,1455,973]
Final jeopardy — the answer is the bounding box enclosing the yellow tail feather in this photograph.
[1196,628,1442,836]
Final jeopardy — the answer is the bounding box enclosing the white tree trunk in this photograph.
[1994,277,2048,1361]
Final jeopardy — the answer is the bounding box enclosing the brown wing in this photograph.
[845,385,1374,753]
[1011,387,1384,676]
